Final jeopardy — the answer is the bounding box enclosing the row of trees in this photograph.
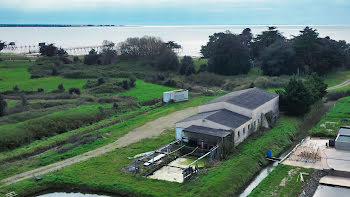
[201,27,350,76]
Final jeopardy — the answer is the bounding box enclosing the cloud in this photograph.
[0,0,274,11]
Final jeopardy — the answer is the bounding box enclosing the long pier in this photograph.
[1,44,111,55]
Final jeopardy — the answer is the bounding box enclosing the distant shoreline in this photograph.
[1,24,350,28]
[0,24,118,27]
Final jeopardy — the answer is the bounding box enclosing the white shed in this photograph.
[163,89,188,103]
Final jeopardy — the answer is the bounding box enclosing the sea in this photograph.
[1,25,350,56]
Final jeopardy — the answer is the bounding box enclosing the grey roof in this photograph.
[201,88,278,110]
[339,127,350,136]
[184,125,231,137]
[177,110,218,123]
[177,109,250,130]
[336,135,350,143]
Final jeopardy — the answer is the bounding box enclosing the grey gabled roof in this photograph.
[184,125,231,137]
[201,88,278,110]
[177,109,250,130]
[338,127,350,136]
[206,109,250,129]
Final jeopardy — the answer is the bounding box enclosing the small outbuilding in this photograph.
[163,89,188,103]
[335,126,350,151]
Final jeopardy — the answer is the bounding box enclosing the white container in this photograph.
[163,89,189,103]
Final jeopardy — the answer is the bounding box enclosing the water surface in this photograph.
[1,25,350,56]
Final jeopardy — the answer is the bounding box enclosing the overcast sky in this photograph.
[0,0,349,25]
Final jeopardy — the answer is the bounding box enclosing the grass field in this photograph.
[249,164,313,197]
[324,70,350,87]
[0,64,90,92]
[0,97,216,180]
[310,97,350,137]
[119,80,176,102]
[0,115,300,197]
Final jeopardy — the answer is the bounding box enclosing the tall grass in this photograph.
[310,96,350,137]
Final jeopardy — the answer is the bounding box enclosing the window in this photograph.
[238,131,240,138]
[243,129,245,135]
[248,124,250,130]
[254,121,256,126]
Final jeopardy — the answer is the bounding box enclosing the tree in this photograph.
[240,28,253,47]
[0,94,7,117]
[201,32,226,58]
[305,73,328,103]
[251,27,285,60]
[84,49,100,65]
[276,77,313,116]
[165,41,181,50]
[155,48,180,71]
[261,41,297,76]
[0,41,5,52]
[292,27,321,74]
[119,36,166,59]
[180,56,196,76]
[205,32,251,75]
[100,48,117,65]
[39,44,58,57]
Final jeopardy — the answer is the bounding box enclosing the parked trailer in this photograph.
[163,89,188,103]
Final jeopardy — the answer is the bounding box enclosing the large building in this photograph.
[175,88,279,149]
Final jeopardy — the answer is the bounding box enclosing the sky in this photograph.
[0,0,349,25]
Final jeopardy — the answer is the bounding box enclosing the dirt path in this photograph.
[327,78,350,90]
[0,107,198,187]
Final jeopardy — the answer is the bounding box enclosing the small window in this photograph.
[254,121,256,126]
[238,131,240,137]
[248,124,250,129]
[243,129,245,135]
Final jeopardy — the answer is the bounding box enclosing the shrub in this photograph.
[52,67,59,76]
[58,84,65,92]
[98,98,118,104]
[13,85,19,92]
[163,79,177,87]
[84,49,100,65]
[189,72,225,87]
[98,77,106,85]
[180,56,196,76]
[129,76,137,88]
[326,90,350,101]
[197,64,208,73]
[113,103,119,110]
[122,80,130,90]
[155,48,179,71]
[20,94,28,106]
[37,88,44,92]
[0,94,7,116]
[30,75,41,79]
[73,56,80,63]
[63,71,99,79]
[69,88,81,95]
